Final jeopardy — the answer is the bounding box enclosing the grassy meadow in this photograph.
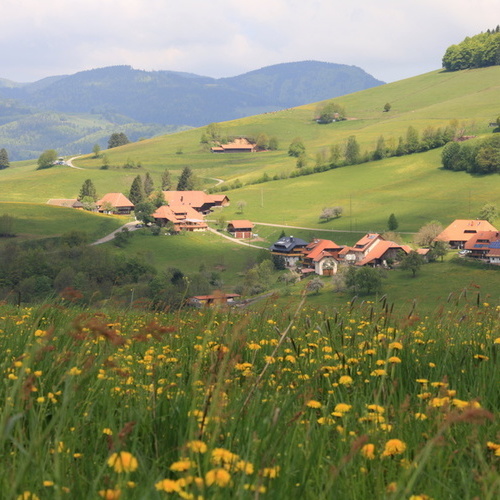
[0,299,498,499]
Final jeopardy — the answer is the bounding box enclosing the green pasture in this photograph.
[0,202,126,243]
[112,229,260,287]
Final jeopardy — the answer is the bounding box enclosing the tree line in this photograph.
[441,134,500,174]
[442,28,500,71]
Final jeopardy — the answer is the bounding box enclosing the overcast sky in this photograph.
[1,0,498,83]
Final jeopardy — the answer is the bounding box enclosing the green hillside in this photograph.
[2,66,499,232]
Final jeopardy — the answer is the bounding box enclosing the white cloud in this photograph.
[0,0,498,82]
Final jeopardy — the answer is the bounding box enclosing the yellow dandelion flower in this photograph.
[247,342,261,350]
[107,451,138,473]
[367,404,385,414]
[205,468,231,487]
[43,481,54,487]
[388,356,401,364]
[370,369,387,376]
[414,413,427,420]
[98,489,121,500]
[334,403,352,413]
[360,443,376,459]
[339,375,353,386]
[211,448,238,465]
[67,367,82,376]
[17,493,40,500]
[306,399,322,409]
[389,341,403,350]
[155,479,181,492]
[235,460,254,474]
[102,428,113,435]
[186,440,207,453]
[170,459,195,472]
[382,439,406,457]
[260,466,280,478]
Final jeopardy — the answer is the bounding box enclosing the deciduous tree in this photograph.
[144,172,154,197]
[108,132,130,149]
[478,202,498,223]
[37,149,58,169]
[344,136,360,164]
[161,169,172,190]
[400,251,425,277]
[79,179,97,202]
[414,221,443,247]
[288,137,306,157]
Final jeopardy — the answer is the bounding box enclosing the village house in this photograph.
[227,220,254,239]
[211,137,257,153]
[464,231,500,264]
[152,205,208,232]
[434,219,498,249]
[162,191,229,214]
[188,292,240,307]
[269,236,309,267]
[97,193,134,214]
[47,199,84,209]
[302,239,343,276]
[338,233,411,267]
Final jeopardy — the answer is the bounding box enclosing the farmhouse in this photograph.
[227,220,254,239]
[338,233,384,264]
[152,205,207,232]
[434,219,498,248]
[270,236,308,267]
[97,193,134,214]
[162,191,229,214]
[464,231,500,263]
[302,239,343,276]
[47,199,84,209]
[188,292,240,307]
[211,137,257,153]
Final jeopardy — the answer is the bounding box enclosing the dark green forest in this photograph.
[442,27,500,71]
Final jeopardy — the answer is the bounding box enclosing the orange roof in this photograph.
[435,220,497,243]
[211,137,256,151]
[228,220,254,229]
[305,239,341,261]
[153,205,204,224]
[356,241,409,266]
[353,233,383,250]
[97,193,134,208]
[464,231,500,250]
[163,191,207,208]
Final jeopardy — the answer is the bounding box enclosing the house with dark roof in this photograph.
[434,220,498,249]
[97,193,134,214]
[188,292,240,307]
[270,236,308,267]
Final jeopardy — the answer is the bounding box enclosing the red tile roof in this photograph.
[97,193,134,208]
[304,239,341,261]
[228,220,254,229]
[435,220,497,243]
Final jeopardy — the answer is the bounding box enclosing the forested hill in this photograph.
[0,61,384,127]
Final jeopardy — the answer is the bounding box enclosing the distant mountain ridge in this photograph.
[0,61,384,159]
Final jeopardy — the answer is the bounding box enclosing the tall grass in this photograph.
[0,298,498,499]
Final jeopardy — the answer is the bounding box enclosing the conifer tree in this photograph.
[387,213,399,231]
[129,175,145,205]
[144,172,154,197]
[79,179,97,201]
[176,167,195,191]
[161,169,172,190]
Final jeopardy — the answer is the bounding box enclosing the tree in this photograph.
[161,169,172,190]
[344,136,360,164]
[108,132,130,149]
[383,103,391,112]
[296,154,307,169]
[79,179,97,202]
[113,227,133,247]
[429,241,449,262]
[236,200,247,214]
[80,196,97,211]
[177,166,196,191]
[129,175,145,205]
[414,221,443,247]
[478,203,498,223]
[405,126,420,154]
[134,201,156,224]
[0,148,10,169]
[345,266,383,295]
[373,135,387,160]
[92,144,101,158]
[307,277,325,294]
[400,251,425,277]
[288,137,306,157]
[268,136,279,151]
[387,213,399,231]
[320,207,343,221]
[256,133,269,150]
[316,101,346,123]
[152,189,166,208]
[37,149,58,169]
[144,172,155,197]
[206,123,222,142]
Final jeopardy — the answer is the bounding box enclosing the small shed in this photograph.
[227,220,254,239]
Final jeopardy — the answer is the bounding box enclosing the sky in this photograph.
[1,0,498,84]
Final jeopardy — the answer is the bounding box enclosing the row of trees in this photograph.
[442,29,500,71]
[441,134,500,174]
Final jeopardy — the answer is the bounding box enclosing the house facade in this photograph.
[270,236,309,267]
[152,205,207,232]
[211,137,257,153]
[434,220,498,249]
[97,193,134,214]
[227,220,254,239]
[302,239,342,275]
[464,231,500,263]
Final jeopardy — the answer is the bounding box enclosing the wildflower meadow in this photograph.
[0,297,498,499]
